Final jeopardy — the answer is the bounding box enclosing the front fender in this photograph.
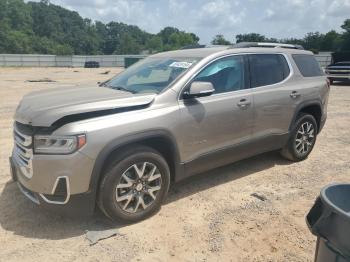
[88,129,183,194]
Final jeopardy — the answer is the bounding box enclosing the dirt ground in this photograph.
[0,67,349,262]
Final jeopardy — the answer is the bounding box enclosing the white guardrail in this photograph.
[0,54,147,67]
[0,53,332,68]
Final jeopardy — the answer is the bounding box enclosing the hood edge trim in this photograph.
[51,104,150,130]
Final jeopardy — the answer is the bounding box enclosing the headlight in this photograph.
[34,134,86,154]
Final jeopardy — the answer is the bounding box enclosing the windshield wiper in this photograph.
[98,80,109,87]
[111,86,137,94]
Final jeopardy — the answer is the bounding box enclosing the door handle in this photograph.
[237,99,251,109]
[290,91,301,99]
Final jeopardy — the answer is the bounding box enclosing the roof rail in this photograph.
[180,44,230,50]
[180,44,206,50]
[231,42,304,50]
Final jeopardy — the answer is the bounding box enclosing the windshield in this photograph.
[104,57,201,94]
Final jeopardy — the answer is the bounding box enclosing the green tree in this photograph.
[341,19,350,33]
[4,31,33,53]
[303,32,325,52]
[341,19,350,51]
[4,0,33,33]
[146,36,163,53]
[158,27,180,45]
[114,34,141,55]
[211,34,231,45]
[320,30,342,51]
[235,33,266,43]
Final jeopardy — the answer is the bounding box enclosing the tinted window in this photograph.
[193,55,245,94]
[249,54,290,88]
[293,54,324,77]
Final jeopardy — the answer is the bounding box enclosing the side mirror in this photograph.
[183,81,215,99]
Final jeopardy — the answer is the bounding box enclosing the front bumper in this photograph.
[10,156,96,216]
[12,148,95,195]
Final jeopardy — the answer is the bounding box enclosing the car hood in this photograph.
[14,85,156,127]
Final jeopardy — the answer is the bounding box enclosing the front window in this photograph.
[104,57,201,94]
[192,55,246,94]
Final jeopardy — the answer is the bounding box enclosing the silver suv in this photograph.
[10,43,329,222]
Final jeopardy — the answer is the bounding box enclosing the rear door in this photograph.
[248,53,297,142]
[292,54,329,122]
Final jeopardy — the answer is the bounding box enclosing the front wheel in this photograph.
[98,146,170,222]
[281,113,318,161]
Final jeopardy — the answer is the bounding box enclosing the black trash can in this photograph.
[306,184,350,262]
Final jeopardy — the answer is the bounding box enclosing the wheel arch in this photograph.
[290,100,323,133]
[88,130,183,197]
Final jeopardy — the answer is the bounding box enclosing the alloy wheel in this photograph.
[295,121,315,155]
[115,162,162,214]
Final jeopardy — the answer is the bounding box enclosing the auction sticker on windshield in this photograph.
[169,61,193,69]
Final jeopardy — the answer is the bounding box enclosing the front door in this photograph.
[178,55,254,175]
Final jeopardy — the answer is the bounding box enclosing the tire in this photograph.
[281,113,318,162]
[98,145,170,222]
[329,79,333,85]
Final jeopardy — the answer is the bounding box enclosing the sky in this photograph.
[28,0,350,44]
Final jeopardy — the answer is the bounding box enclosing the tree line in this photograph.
[0,0,349,55]
[0,0,199,55]
[212,20,350,53]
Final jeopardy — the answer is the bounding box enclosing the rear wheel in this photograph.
[281,113,318,161]
[98,146,170,222]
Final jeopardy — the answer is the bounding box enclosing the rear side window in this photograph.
[292,54,324,77]
[249,54,290,88]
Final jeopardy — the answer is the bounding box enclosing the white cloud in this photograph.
[169,0,187,14]
[327,0,350,17]
[194,0,244,27]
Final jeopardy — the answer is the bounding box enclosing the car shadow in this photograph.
[0,151,292,240]
[166,151,291,204]
[0,182,124,240]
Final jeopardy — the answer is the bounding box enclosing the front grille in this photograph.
[13,122,33,179]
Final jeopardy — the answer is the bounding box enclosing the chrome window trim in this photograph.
[245,53,294,91]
